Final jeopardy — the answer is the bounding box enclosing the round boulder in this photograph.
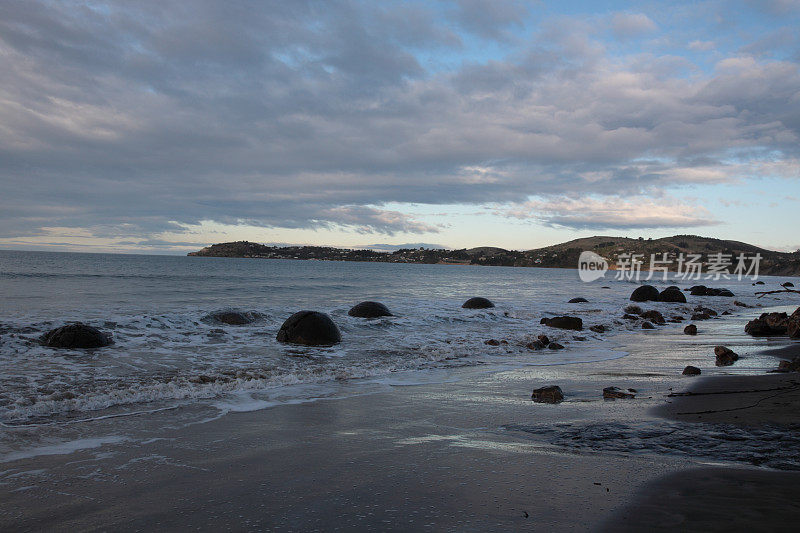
[684,324,698,335]
[542,316,583,331]
[203,310,261,326]
[348,301,392,318]
[682,366,701,376]
[462,297,494,309]
[276,311,341,346]
[659,288,687,303]
[630,285,660,302]
[568,297,589,303]
[40,323,113,349]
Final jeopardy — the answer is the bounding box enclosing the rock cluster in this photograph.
[745,309,800,338]
[689,286,734,297]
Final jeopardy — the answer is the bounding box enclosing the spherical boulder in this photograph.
[630,285,660,302]
[542,316,583,331]
[348,301,392,318]
[568,297,589,303]
[203,310,261,326]
[659,288,687,303]
[462,297,494,309]
[684,324,698,335]
[40,323,113,349]
[276,311,341,346]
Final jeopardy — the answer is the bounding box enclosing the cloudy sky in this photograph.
[1,0,799,253]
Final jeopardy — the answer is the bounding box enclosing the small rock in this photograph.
[622,314,640,321]
[531,385,564,403]
[603,386,636,399]
[542,316,583,331]
[777,357,800,372]
[569,297,589,303]
[548,342,564,350]
[537,335,550,345]
[642,321,655,329]
[589,325,606,333]
[624,305,643,315]
[684,324,698,335]
[526,340,546,350]
[691,313,711,321]
[714,346,739,366]
[682,366,701,376]
[733,301,749,307]
[783,282,795,288]
[484,339,500,346]
[754,281,765,285]
[641,310,665,324]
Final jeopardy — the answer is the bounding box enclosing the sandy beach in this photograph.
[3,307,800,531]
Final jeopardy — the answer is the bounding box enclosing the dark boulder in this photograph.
[538,335,550,345]
[484,339,500,346]
[733,301,749,307]
[745,312,789,336]
[542,316,583,331]
[348,301,392,318]
[682,366,701,376]
[659,288,687,303]
[788,308,800,339]
[462,297,494,309]
[276,311,341,346]
[689,285,708,296]
[548,342,565,350]
[714,346,739,366]
[694,306,717,316]
[691,313,711,321]
[531,385,564,403]
[630,285,660,302]
[777,357,800,372]
[526,340,546,350]
[642,321,655,329]
[203,310,261,326]
[589,325,606,333]
[783,282,795,288]
[684,324,698,335]
[568,297,589,303]
[40,323,113,349]
[641,310,665,325]
[717,289,734,297]
[603,386,636,399]
[754,281,765,285]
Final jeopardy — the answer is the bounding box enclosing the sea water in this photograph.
[0,249,788,426]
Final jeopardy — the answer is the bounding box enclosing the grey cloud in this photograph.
[610,13,657,39]
[0,1,798,243]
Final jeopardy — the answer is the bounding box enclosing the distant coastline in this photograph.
[188,235,800,276]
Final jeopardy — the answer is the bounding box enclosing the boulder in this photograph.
[538,335,550,345]
[526,340,546,350]
[276,311,341,346]
[694,306,717,316]
[659,288,687,303]
[568,297,589,303]
[203,310,261,326]
[40,323,113,349]
[754,281,765,285]
[641,321,655,329]
[691,313,711,321]
[733,301,749,307]
[348,301,393,318]
[548,342,565,350]
[684,324,698,335]
[603,386,636,399]
[531,385,564,403]
[783,282,795,288]
[714,346,739,366]
[484,339,500,346]
[630,285,660,302]
[589,325,606,333]
[788,308,800,338]
[622,314,639,321]
[542,316,583,331]
[682,366,701,376]
[624,305,643,315]
[777,357,800,372]
[689,285,708,296]
[745,312,789,336]
[641,310,665,325]
[717,289,735,297]
[462,297,494,309]
[671,315,685,321]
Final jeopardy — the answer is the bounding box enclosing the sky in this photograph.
[1,0,799,254]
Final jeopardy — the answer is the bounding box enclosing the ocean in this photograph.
[0,249,786,428]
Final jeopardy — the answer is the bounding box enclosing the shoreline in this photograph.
[2,297,800,529]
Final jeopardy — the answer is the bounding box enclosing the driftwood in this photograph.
[755,287,800,299]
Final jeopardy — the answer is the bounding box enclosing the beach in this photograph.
[2,252,800,530]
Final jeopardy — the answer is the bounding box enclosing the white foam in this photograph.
[1,436,127,463]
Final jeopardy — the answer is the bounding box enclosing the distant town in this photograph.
[189,235,800,276]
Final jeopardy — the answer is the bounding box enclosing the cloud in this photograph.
[0,1,798,246]
[610,13,657,39]
[503,196,719,230]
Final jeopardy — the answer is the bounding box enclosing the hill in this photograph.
[188,236,800,275]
